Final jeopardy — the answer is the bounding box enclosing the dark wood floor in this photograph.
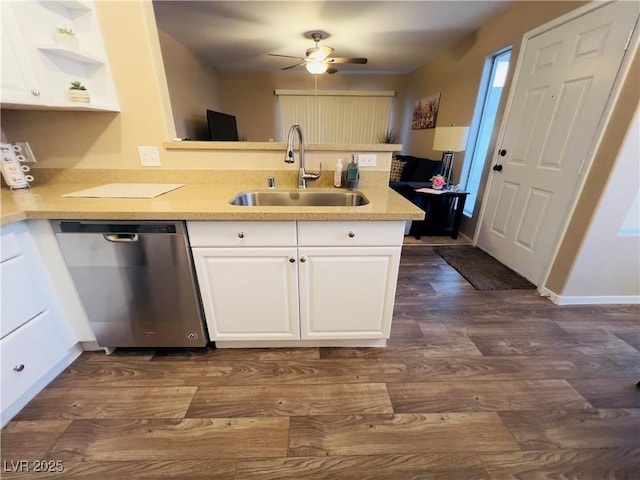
[2,245,639,479]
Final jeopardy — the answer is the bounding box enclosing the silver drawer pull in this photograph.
[13,364,25,372]
[238,232,245,238]
[348,231,355,238]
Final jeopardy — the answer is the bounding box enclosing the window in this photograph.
[276,90,394,143]
[460,48,511,217]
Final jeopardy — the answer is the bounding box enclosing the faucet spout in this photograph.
[284,124,321,188]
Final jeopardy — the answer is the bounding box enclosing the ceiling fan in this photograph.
[269,31,368,74]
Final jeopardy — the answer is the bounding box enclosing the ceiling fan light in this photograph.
[306,61,328,74]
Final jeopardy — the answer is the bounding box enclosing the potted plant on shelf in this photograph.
[378,129,399,144]
[53,28,79,49]
[378,129,401,157]
[68,81,90,103]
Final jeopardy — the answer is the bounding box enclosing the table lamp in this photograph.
[433,125,470,184]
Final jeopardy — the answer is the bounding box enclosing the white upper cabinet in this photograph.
[1,3,44,105]
[1,0,119,111]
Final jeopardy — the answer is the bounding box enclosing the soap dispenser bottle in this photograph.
[334,159,343,188]
[345,154,359,189]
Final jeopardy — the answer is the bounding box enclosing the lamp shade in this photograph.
[306,61,328,74]
[433,126,470,152]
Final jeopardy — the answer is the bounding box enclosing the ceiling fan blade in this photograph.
[329,57,368,64]
[327,66,338,75]
[281,62,306,71]
[269,53,305,60]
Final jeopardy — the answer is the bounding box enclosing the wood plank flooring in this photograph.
[2,245,639,479]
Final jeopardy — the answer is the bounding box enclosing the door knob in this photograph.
[493,164,503,172]
[499,149,507,156]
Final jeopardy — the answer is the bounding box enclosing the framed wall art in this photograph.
[411,93,440,129]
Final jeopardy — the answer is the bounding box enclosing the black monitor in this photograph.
[206,109,238,141]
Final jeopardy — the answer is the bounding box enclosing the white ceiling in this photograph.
[152,1,512,75]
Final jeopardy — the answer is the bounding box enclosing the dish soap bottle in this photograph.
[334,158,343,188]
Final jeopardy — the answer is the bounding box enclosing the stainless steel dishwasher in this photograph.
[51,220,208,350]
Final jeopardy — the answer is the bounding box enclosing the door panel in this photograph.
[298,246,401,340]
[515,187,552,252]
[490,182,519,237]
[478,0,639,284]
[192,247,300,341]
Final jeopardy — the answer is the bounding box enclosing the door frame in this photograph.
[473,0,639,291]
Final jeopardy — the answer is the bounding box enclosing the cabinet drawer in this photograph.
[1,255,47,337]
[1,311,71,409]
[297,221,405,247]
[187,221,297,247]
[0,229,21,262]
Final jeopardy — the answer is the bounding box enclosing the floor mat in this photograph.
[433,246,536,290]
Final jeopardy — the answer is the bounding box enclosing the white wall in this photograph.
[559,107,640,303]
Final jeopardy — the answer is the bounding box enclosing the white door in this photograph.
[298,246,401,340]
[191,247,300,341]
[477,1,639,285]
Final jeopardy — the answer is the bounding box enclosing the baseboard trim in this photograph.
[539,287,640,305]
[215,338,388,348]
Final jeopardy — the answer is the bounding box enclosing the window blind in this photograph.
[276,90,394,143]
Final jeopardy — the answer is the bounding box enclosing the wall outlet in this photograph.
[358,154,377,167]
[138,146,161,167]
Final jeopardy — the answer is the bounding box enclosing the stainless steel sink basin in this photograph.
[229,189,369,207]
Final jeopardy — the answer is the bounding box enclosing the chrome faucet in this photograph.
[284,124,321,188]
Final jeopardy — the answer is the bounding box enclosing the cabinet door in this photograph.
[1,3,43,106]
[192,247,300,341]
[298,246,401,340]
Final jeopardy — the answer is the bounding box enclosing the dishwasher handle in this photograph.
[103,233,139,242]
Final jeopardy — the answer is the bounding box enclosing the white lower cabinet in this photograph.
[1,311,73,410]
[1,221,80,427]
[188,220,403,347]
[298,246,400,340]
[192,247,300,341]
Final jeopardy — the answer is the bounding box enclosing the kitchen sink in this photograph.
[229,189,369,207]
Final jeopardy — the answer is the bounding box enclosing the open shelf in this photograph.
[36,44,105,64]
[49,0,91,12]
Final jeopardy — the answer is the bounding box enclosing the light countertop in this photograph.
[1,183,425,226]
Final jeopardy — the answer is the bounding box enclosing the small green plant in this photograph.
[69,81,87,91]
[56,27,75,36]
[378,129,399,144]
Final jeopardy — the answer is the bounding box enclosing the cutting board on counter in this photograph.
[62,183,185,199]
